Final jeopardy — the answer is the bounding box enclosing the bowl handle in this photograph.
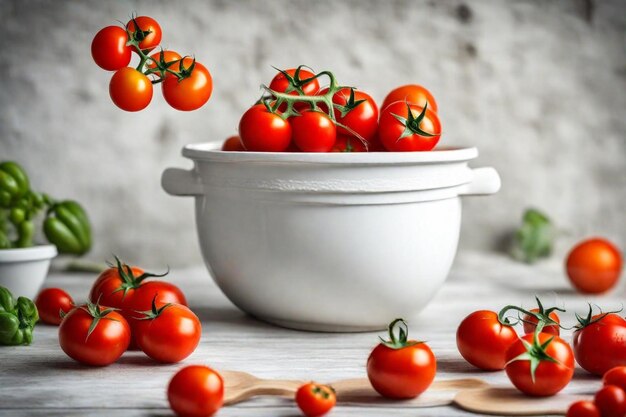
[459,167,501,196]
[161,168,203,196]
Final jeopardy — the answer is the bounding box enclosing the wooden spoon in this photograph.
[453,387,589,416]
[221,370,488,406]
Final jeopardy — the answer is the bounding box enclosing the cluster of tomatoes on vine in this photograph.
[91,15,212,112]
[222,66,442,153]
[457,297,626,405]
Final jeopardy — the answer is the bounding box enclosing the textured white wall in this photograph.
[1,0,624,266]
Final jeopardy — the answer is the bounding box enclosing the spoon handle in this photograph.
[225,378,304,405]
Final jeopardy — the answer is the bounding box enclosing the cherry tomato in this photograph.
[522,299,562,336]
[126,16,162,53]
[134,301,201,363]
[604,366,626,391]
[168,365,224,417]
[523,308,560,336]
[221,136,245,151]
[573,312,626,375]
[91,26,132,71]
[291,111,336,152]
[147,50,182,78]
[367,319,436,399]
[456,310,518,371]
[109,67,153,112]
[566,238,622,294]
[381,84,438,113]
[331,135,367,152]
[595,385,626,417]
[378,101,441,152]
[58,303,130,366]
[295,383,336,417]
[566,401,601,417]
[35,288,73,325]
[239,105,292,152]
[505,332,574,396]
[319,87,379,142]
[269,67,319,97]
[162,59,213,111]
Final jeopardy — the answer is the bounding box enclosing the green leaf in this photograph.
[510,208,555,263]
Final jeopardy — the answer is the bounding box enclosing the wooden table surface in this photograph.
[0,251,614,416]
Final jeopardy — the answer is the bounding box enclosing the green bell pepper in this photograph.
[0,162,30,208]
[44,200,91,255]
[0,286,38,346]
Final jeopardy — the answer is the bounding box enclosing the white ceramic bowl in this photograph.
[162,144,500,332]
[0,245,57,299]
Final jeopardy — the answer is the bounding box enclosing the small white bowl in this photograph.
[0,245,57,299]
[163,145,500,332]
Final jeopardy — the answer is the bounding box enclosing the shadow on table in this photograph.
[435,357,493,374]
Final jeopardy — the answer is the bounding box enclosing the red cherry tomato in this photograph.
[147,50,182,78]
[91,26,132,71]
[239,104,292,152]
[566,238,622,294]
[35,288,73,325]
[291,111,337,152]
[456,310,518,371]
[367,319,436,399]
[331,135,367,152]
[126,16,162,53]
[269,67,319,97]
[378,101,441,152]
[295,383,336,417]
[604,366,626,391]
[109,67,153,112]
[520,298,563,336]
[523,308,560,336]
[595,385,626,417]
[162,59,213,111]
[58,303,131,366]
[168,365,224,417]
[573,312,626,375]
[319,87,379,142]
[221,136,245,151]
[505,332,574,396]
[566,401,601,417]
[381,84,438,113]
[134,301,201,363]
[161,58,212,110]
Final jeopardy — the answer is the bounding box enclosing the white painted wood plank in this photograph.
[0,252,610,415]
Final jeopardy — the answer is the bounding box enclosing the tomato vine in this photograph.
[124,17,194,84]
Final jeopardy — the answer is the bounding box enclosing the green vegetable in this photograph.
[44,200,91,255]
[511,208,555,264]
[0,162,30,208]
[0,160,92,255]
[0,286,38,346]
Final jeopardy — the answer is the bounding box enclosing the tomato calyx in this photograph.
[506,330,561,383]
[79,300,121,340]
[573,304,623,332]
[379,318,421,349]
[271,65,318,96]
[498,296,564,330]
[134,294,173,321]
[333,88,367,118]
[391,102,438,141]
[109,255,170,298]
[127,16,153,45]
[310,383,336,399]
